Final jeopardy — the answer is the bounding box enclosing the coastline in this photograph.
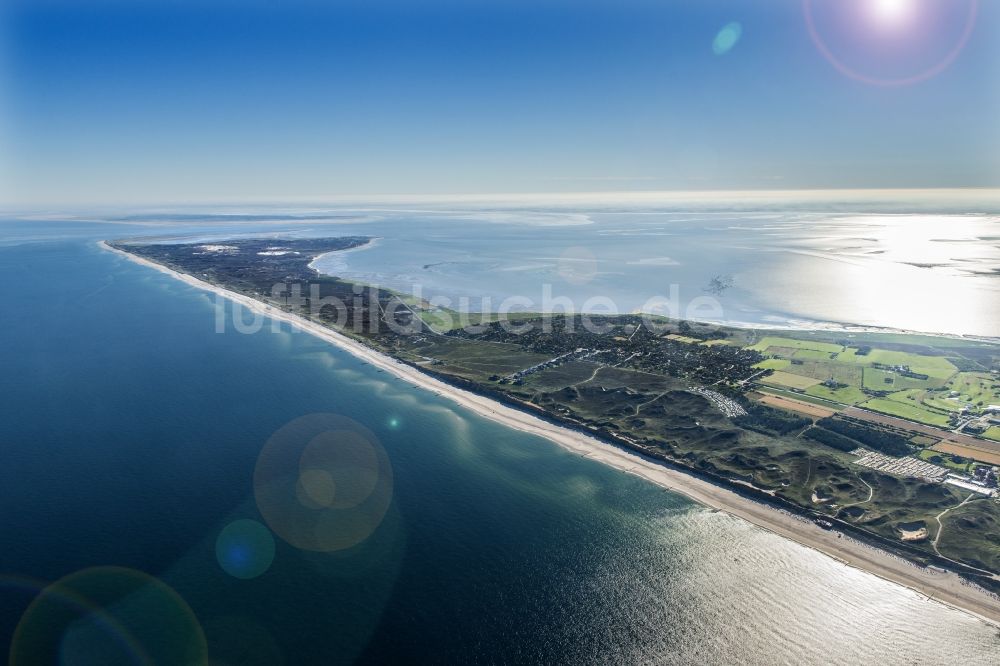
[99,240,1000,628]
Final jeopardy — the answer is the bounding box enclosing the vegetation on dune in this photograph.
[802,426,859,453]
[815,417,912,457]
[734,404,811,436]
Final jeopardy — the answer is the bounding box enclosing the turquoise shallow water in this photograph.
[1,221,999,664]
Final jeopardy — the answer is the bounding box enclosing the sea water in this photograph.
[0,215,998,664]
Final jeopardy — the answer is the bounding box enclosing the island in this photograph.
[102,236,1000,623]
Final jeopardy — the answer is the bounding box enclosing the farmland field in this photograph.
[792,349,836,361]
[861,397,951,427]
[863,349,957,380]
[791,360,863,385]
[932,440,1000,466]
[749,336,844,354]
[756,394,837,418]
[760,371,822,390]
[755,358,790,371]
[803,383,868,404]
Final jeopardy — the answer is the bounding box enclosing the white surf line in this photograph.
[98,240,1000,627]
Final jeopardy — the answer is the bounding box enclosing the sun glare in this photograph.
[868,0,917,29]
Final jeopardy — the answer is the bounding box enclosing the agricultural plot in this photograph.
[860,397,951,427]
[862,368,938,392]
[756,388,843,408]
[749,336,844,354]
[933,440,1000,466]
[791,360,863,385]
[756,394,837,419]
[748,335,964,420]
[984,427,1000,443]
[761,371,821,390]
[792,348,837,361]
[863,349,957,380]
[755,358,790,371]
[804,383,868,405]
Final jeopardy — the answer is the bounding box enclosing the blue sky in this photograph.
[2,0,997,205]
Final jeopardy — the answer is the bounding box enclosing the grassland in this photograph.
[860,397,952,427]
[755,394,837,419]
[398,336,552,380]
[755,358,790,371]
[803,384,869,404]
[665,334,700,344]
[942,372,1000,411]
[749,333,985,432]
[749,336,844,354]
[760,371,821,390]
[756,388,844,409]
[933,441,1000,467]
[916,448,975,474]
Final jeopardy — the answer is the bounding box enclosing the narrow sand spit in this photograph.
[100,240,1000,627]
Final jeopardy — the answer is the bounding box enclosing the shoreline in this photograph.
[99,240,1000,627]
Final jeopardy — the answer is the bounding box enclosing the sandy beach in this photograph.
[100,240,1000,627]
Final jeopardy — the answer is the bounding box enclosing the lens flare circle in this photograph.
[803,0,979,86]
[216,519,277,580]
[254,413,394,552]
[10,566,207,666]
[713,22,743,56]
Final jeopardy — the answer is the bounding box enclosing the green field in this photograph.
[791,360,863,385]
[915,448,974,473]
[761,371,821,390]
[699,339,733,347]
[863,349,957,380]
[921,394,966,414]
[748,334,965,420]
[755,388,844,409]
[792,348,836,361]
[749,336,844,354]
[984,427,1000,443]
[803,383,868,404]
[862,367,938,392]
[755,358,790,371]
[861,397,951,427]
[944,372,1000,411]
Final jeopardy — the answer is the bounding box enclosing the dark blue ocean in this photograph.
[1,219,998,664]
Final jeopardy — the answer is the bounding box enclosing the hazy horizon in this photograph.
[2,0,998,207]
